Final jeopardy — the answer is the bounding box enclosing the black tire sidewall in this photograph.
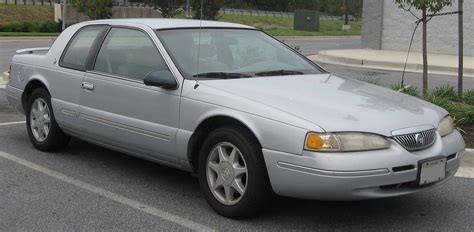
[26,88,69,151]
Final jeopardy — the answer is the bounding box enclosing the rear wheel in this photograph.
[26,88,70,151]
[198,126,271,219]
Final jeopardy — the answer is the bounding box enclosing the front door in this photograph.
[79,27,181,164]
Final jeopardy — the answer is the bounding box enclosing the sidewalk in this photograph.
[0,72,9,89]
[456,149,474,178]
[309,49,474,77]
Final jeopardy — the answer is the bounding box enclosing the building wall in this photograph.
[361,0,384,50]
[363,0,473,56]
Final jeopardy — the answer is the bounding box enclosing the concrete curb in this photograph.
[0,72,9,89]
[309,50,474,78]
[456,148,474,178]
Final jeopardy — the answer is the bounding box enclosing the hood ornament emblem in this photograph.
[415,133,425,145]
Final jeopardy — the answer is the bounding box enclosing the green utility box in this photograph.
[294,10,320,31]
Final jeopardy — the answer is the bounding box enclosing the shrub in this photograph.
[430,84,457,101]
[0,21,60,33]
[426,94,474,126]
[40,21,61,33]
[463,89,474,106]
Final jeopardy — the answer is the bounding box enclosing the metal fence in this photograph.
[1,0,152,6]
[220,8,347,20]
[220,8,294,18]
[2,0,58,5]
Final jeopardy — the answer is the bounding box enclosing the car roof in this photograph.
[84,18,256,30]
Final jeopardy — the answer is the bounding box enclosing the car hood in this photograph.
[200,74,447,136]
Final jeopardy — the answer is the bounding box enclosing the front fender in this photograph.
[180,97,310,156]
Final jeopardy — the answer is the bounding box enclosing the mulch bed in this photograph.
[462,124,474,149]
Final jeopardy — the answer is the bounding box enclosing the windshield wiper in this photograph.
[192,72,252,79]
[255,70,304,77]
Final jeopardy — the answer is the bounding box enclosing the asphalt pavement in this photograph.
[0,37,473,231]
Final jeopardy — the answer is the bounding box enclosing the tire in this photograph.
[26,88,70,152]
[198,126,271,219]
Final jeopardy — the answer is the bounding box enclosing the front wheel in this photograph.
[198,127,271,219]
[26,88,70,151]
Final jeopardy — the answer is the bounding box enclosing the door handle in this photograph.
[82,82,94,91]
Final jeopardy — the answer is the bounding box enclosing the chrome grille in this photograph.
[392,129,437,151]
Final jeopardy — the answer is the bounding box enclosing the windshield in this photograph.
[156,28,324,79]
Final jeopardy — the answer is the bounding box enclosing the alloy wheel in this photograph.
[206,142,248,206]
[30,98,51,142]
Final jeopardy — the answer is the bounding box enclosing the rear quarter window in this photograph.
[60,26,104,71]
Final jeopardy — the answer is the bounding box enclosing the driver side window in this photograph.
[94,27,168,81]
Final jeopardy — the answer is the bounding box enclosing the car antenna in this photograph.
[194,0,204,90]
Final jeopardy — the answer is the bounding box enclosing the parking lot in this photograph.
[1,38,473,231]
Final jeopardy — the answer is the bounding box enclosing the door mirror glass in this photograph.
[143,70,177,89]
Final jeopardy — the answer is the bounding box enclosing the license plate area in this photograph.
[418,157,447,186]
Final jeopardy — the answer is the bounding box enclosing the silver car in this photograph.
[5,19,466,219]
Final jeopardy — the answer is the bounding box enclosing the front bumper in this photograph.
[263,130,465,200]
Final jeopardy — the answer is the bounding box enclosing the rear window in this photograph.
[60,26,104,71]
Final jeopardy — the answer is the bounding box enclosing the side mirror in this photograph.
[143,70,178,89]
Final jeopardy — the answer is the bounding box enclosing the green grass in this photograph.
[1,5,361,36]
[0,32,59,36]
[218,14,361,36]
[174,13,361,36]
[462,89,474,105]
[0,4,54,25]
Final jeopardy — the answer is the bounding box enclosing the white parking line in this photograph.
[0,121,26,126]
[0,151,215,232]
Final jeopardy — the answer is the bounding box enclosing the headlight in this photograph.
[438,115,454,137]
[305,132,390,152]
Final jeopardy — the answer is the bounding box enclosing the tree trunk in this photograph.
[422,7,428,97]
[458,0,464,100]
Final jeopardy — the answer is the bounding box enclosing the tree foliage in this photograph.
[153,0,184,18]
[70,0,113,20]
[394,0,453,13]
[193,0,224,20]
[287,0,320,12]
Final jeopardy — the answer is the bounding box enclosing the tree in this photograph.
[70,0,113,20]
[394,0,453,96]
[193,0,224,20]
[287,0,320,11]
[154,0,184,18]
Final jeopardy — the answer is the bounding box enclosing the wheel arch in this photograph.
[21,78,51,112]
[187,114,263,173]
